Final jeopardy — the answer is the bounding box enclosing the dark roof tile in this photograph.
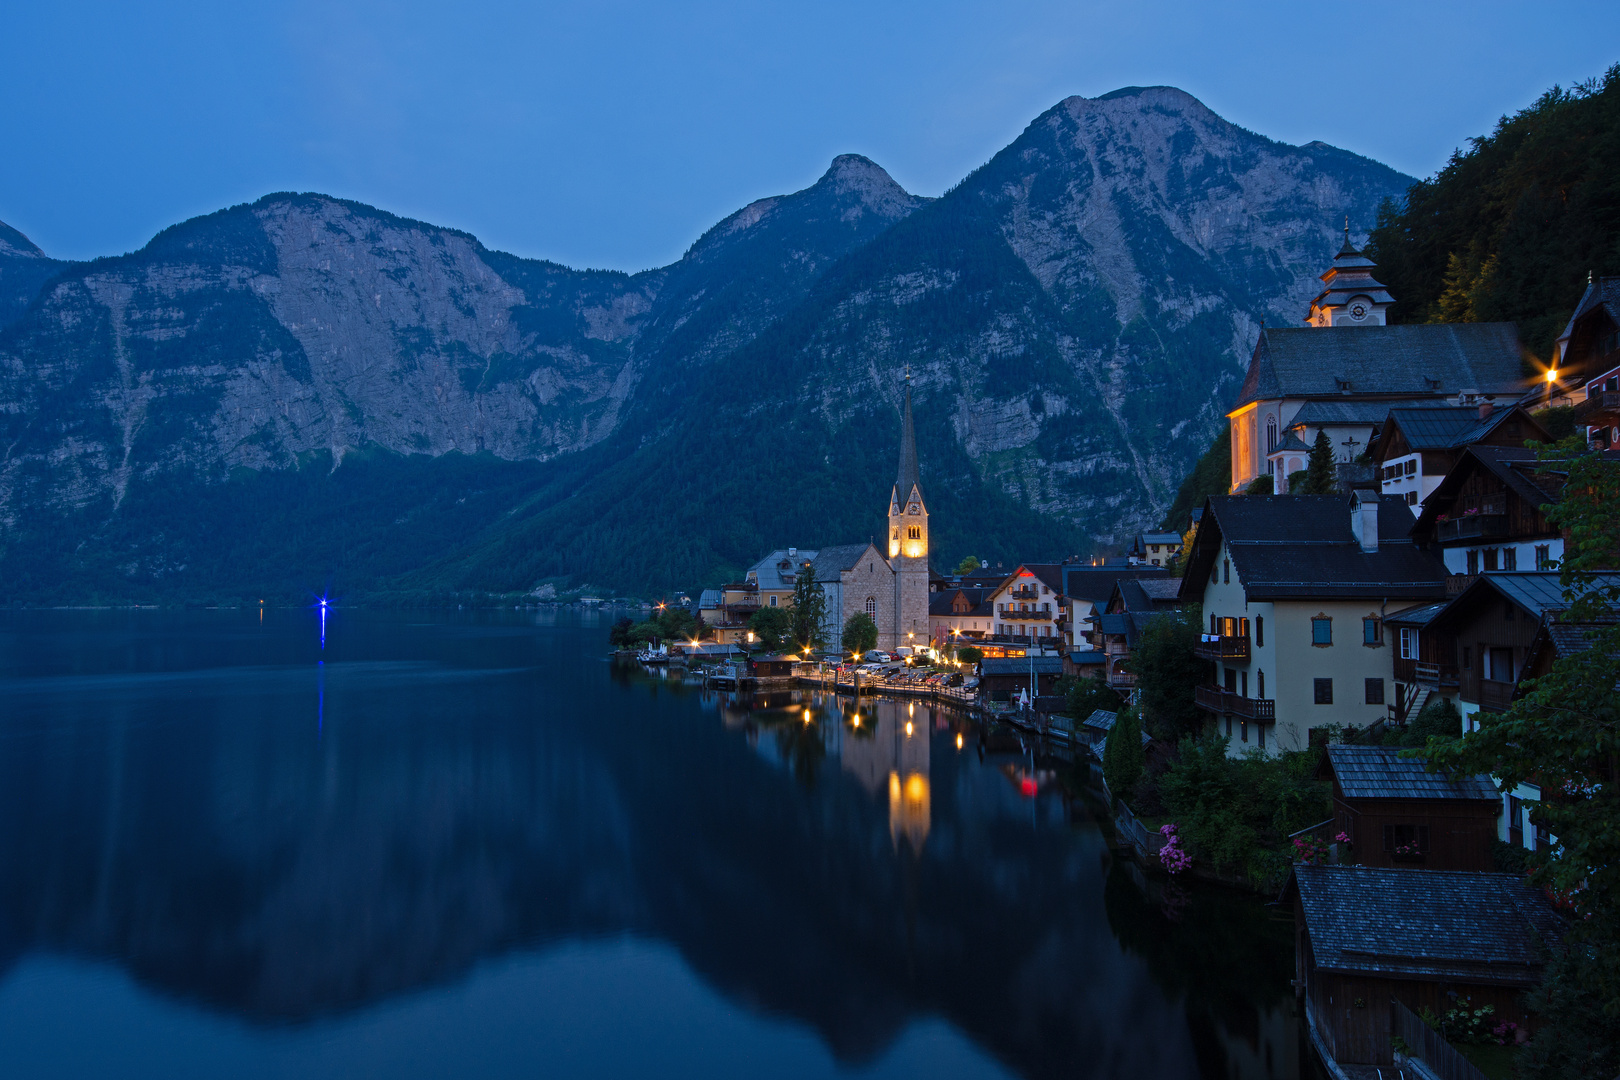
[1325,745,1497,800]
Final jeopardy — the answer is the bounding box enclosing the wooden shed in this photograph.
[1322,744,1500,871]
[1288,865,1562,1069]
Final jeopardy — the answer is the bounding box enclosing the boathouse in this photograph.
[1288,865,1561,1069]
[1321,745,1499,871]
[978,655,1064,702]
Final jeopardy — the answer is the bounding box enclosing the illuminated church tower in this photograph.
[887,372,929,651]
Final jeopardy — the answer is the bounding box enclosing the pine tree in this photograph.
[1103,705,1145,801]
[1300,430,1336,494]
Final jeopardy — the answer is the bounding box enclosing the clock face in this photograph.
[1349,302,1368,320]
[908,503,920,515]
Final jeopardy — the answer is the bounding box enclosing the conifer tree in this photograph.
[1300,430,1335,494]
[1103,705,1144,801]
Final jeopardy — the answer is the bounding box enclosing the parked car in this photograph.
[867,652,891,663]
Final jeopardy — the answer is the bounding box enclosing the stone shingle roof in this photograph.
[1325,745,1497,801]
[810,544,878,582]
[1180,494,1448,601]
[1378,404,1542,453]
[1236,323,1526,409]
[1291,865,1563,985]
[1063,565,1170,604]
[748,549,819,590]
[1383,599,1449,628]
[979,656,1065,677]
[1291,398,1432,426]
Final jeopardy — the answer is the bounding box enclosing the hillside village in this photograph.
[621,240,1620,1079]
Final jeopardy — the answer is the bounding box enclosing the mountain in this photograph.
[0,89,1413,602]
[0,219,71,330]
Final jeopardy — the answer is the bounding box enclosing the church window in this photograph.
[1266,415,1277,453]
[907,526,920,540]
[864,596,876,617]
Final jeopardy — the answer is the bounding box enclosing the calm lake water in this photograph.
[0,608,1304,1079]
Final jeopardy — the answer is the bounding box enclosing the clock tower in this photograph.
[1306,220,1394,327]
[887,372,929,651]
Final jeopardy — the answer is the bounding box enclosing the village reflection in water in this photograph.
[0,609,1304,1080]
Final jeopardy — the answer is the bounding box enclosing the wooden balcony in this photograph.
[1574,390,1620,424]
[1415,661,1460,690]
[1478,679,1516,713]
[1193,634,1250,662]
[1108,670,1138,688]
[1195,684,1275,720]
[1437,513,1509,542]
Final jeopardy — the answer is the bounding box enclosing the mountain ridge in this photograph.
[0,88,1415,601]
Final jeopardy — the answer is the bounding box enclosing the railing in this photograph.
[1193,634,1250,661]
[1391,999,1490,1080]
[1005,589,1040,601]
[998,608,1051,620]
[1446,574,1478,595]
[1194,684,1276,719]
[1437,514,1509,542]
[1415,661,1460,689]
[1573,390,1620,423]
[1479,679,1516,713]
[1108,671,1138,688]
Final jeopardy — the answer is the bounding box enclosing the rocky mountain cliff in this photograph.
[0,89,1412,601]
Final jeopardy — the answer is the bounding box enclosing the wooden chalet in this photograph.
[1369,402,1545,511]
[1384,599,1454,725]
[1553,274,1620,414]
[1289,865,1563,1069]
[1409,446,1566,582]
[1321,745,1498,871]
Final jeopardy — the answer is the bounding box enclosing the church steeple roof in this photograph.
[896,375,921,504]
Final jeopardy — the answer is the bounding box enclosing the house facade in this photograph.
[1322,745,1499,871]
[985,565,1068,651]
[1370,403,1546,513]
[1181,492,1448,755]
[1409,446,1568,577]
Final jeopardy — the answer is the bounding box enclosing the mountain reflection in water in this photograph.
[0,610,1302,1079]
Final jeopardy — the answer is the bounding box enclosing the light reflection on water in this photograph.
[0,609,1301,1079]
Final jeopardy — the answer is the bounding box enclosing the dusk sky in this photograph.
[5,1,1619,271]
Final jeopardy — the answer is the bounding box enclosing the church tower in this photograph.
[1306,220,1394,327]
[887,372,929,651]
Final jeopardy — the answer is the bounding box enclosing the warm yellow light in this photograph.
[905,721,914,737]
[908,702,915,716]
[955,732,964,750]
[803,708,812,724]
[853,715,861,727]
[1547,368,1558,384]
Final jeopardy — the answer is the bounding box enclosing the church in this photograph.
[810,378,932,652]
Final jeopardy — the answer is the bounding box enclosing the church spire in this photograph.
[896,368,919,497]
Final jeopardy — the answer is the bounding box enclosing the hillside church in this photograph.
[805,380,932,652]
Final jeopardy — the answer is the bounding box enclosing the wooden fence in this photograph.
[1391,999,1489,1080]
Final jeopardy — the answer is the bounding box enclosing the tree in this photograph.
[608,617,634,648]
[1161,425,1231,531]
[1425,439,1620,1078]
[954,555,982,574]
[1295,430,1335,494]
[1103,705,1144,800]
[1128,607,1207,741]
[841,611,878,656]
[957,645,984,666]
[1060,672,1123,719]
[1243,474,1273,495]
[748,606,792,652]
[789,572,828,653]
[654,605,699,644]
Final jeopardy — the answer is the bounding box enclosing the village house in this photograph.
[697,581,763,645]
[1228,233,1528,494]
[985,564,1069,651]
[745,548,817,609]
[1128,531,1184,567]
[1089,577,1183,698]
[1180,492,1448,755]
[1553,273,1620,413]
[978,655,1064,704]
[1384,598,1455,725]
[1321,745,1499,871]
[1369,402,1547,513]
[1062,561,1169,659]
[1409,445,1570,579]
[928,586,995,647]
[1288,865,1563,1071]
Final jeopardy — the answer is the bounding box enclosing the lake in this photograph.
[0,608,1304,1079]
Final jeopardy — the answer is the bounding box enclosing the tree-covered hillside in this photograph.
[1369,64,1620,361]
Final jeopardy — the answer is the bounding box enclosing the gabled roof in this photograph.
[1383,599,1449,628]
[1235,323,1526,409]
[1139,531,1183,546]
[929,587,992,618]
[980,656,1065,677]
[1290,398,1432,427]
[1556,275,1620,351]
[995,563,1066,596]
[1135,579,1184,602]
[1374,404,1545,459]
[810,543,881,582]
[1179,494,1448,602]
[1324,745,1497,801]
[1290,866,1563,985]
[1081,709,1119,733]
[1409,445,1570,540]
[1068,650,1105,666]
[748,549,819,590]
[1062,565,1170,605]
[698,588,722,610]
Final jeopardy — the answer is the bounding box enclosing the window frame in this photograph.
[1365,677,1385,705]
[1314,678,1333,705]
[1311,617,1332,647]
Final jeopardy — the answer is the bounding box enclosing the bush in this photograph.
[1057,673,1122,719]
[1103,706,1145,799]
[1244,474,1273,495]
[957,646,984,665]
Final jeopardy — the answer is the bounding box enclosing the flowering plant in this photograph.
[1293,835,1331,864]
[1158,823,1192,875]
[1335,831,1351,845]
[1491,1020,1521,1045]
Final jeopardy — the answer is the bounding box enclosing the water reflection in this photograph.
[0,611,1301,1079]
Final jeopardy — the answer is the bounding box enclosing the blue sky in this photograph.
[4,1,1618,270]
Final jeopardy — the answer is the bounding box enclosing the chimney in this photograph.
[788,547,797,557]
[1477,400,1494,421]
[1351,490,1379,552]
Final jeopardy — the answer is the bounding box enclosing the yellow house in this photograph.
[1178,491,1448,756]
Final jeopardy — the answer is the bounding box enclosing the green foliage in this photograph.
[1419,998,1498,1045]
[1243,473,1272,495]
[1518,923,1620,1080]
[1103,705,1144,798]
[789,573,828,651]
[1296,430,1335,494]
[1286,469,1308,493]
[956,645,984,665]
[1129,607,1207,741]
[841,611,878,656]
[1157,737,1331,890]
[747,606,792,651]
[1426,439,1620,1073]
[608,617,634,648]
[1058,673,1123,719]
[1161,425,1231,531]
[1368,64,1620,361]
[1532,405,1577,441]
[1393,697,1463,746]
[954,555,982,574]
